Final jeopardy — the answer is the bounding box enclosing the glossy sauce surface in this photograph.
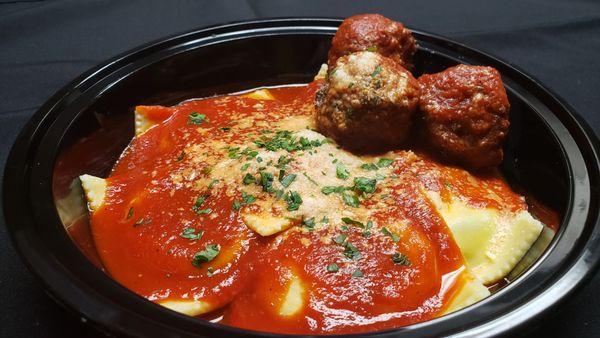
[89,82,535,334]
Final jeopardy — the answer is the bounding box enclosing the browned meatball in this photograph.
[316,51,420,152]
[328,14,417,71]
[418,64,510,170]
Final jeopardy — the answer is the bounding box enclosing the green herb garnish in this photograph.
[341,217,365,228]
[192,195,212,215]
[381,227,400,243]
[259,172,274,192]
[253,130,325,153]
[342,242,362,260]
[188,112,206,124]
[336,163,350,180]
[327,263,339,273]
[392,253,411,266]
[377,158,393,168]
[243,173,256,185]
[279,173,297,188]
[353,177,377,194]
[302,217,316,231]
[232,191,256,210]
[180,228,203,240]
[191,244,220,267]
[276,155,293,169]
[208,179,219,189]
[371,65,382,77]
[360,163,379,171]
[126,207,134,220]
[352,269,364,278]
[333,234,347,244]
[284,191,302,211]
[341,191,360,208]
[302,172,318,186]
[321,185,348,195]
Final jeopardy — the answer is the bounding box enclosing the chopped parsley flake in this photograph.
[336,163,350,180]
[243,173,256,185]
[377,158,394,168]
[303,172,318,186]
[232,191,256,210]
[327,263,339,273]
[341,217,365,228]
[375,173,387,181]
[367,46,378,52]
[192,195,212,215]
[244,149,258,160]
[191,244,220,267]
[302,217,316,231]
[392,253,411,266]
[220,127,230,132]
[259,172,274,192]
[333,234,347,244]
[352,269,364,278]
[188,112,206,124]
[253,130,325,153]
[341,191,360,208]
[276,155,293,169]
[209,179,219,189]
[242,191,256,203]
[360,163,379,171]
[342,242,362,260]
[241,163,250,171]
[381,227,400,243]
[227,146,241,159]
[371,65,382,77]
[126,207,134,220]
[279,173,297,188]
[321,185,348,195]
[180,228,203,240]
[284,191,302,211]
[353,177,377,194]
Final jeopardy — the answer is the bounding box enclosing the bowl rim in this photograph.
[3,17,600,338]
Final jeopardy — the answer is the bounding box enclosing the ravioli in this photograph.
[79,174,221,316]
[79,82,550,333]
[405,159,545,284]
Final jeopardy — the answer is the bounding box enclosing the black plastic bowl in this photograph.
[3,18,600,338]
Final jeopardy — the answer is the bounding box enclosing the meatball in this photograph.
[418,64,510,170]
[316,51,420,152]
[328,14,417,71]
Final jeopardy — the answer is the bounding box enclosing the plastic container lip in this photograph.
[3,18,599,338]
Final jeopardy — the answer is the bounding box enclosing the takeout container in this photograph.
[4,19,600,337]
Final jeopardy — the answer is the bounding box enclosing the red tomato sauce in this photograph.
[86,82,555,334]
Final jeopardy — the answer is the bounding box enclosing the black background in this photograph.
[1,1,599,337]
